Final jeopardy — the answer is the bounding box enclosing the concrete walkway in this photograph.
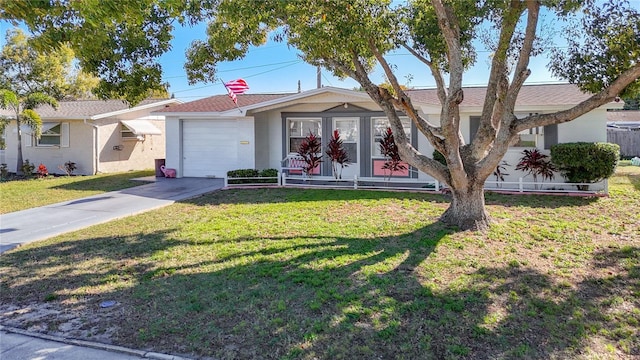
[0,176,224,253]
[0,177,223,359]
[1,326,191,359]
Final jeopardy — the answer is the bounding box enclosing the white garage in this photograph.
[182,120,240,177]
[161,116,256,178]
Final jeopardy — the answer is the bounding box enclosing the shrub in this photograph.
[64,161,77,175]
[551,142,620,190]
[259,168,278,178]
[21,159,35,179]
[493,161,510,187]
[296,131,323,177]
[0,163,8,181]
[227,168,278,184]
[515,149,556,189]
[325,129,350,179]
[227,169,259,178]
[379,127,407,180]
[433,150,447,166]
[37,163,48,178]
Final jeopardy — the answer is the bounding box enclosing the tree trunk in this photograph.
[440,184,491,231]
[16,118,24,176]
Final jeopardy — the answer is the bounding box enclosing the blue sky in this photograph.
[1,16,566,102]
[161,21,564,101]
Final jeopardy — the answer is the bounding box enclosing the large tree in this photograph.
[0,28,99,100]
[0,28,95,174]
[0,89,57,175]
[4,0,639,229]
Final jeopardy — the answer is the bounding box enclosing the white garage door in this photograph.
[182,120,238,177]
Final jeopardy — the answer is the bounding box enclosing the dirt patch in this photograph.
[0,301,121,344]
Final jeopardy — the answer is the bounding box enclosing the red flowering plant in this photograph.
[515,149,556,189]
[296,131,323,178]
[379,127,407,181]
[325,129,350,180]
[37,163,48,178]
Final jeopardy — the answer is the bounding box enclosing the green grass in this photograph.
[0,165,639,359]
[0,170,154,214]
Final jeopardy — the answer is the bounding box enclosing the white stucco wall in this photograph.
[164,116,181,174]
[237,117,256,170]
[253,112,270,170]
[558,109,607,144]
[3,120,94,175]
[95,116,165,174]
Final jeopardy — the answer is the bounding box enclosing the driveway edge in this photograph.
[0,325,194,360]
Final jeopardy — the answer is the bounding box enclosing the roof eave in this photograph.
[90,99,181,120]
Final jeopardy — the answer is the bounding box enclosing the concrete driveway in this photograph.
[0,177,224,254]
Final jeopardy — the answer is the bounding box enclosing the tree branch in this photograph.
[339,50,451,184]
[401,43,447,105]
[368,40,443,143]
[477,63,640,180]
[506,1,539,108]
[516,64,640,132]
[431,0,468,188]
[470,1,525,161]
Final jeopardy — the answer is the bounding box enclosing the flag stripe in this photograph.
[225,79,249,94]
[226,87,238,104]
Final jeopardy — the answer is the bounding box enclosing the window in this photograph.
[512,130,538,147]
[37,123,61,146]
[372,117,411,157]
[121,124,138,139]
[0,125,6,150]
[334,117,358,163]
[512,113,543,148]
[287,118,322,153]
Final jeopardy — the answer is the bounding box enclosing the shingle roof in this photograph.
[0,98,174,119]
[406,83,596,107]
[606,110,640,121]
[149,83,617,115]
[159,94,292,113]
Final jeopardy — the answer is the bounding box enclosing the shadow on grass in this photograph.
[1,217,637,358]
[626,173,640,191]
[184,187,603,211]
[50,171,153,192]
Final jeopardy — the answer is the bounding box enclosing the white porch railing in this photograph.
[223,158,608,195]
[278,173,607,195]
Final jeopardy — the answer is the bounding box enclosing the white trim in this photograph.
[61,122,70,147]
[120,119,162,135]
[90,99,181,120]
[154,87,389,117]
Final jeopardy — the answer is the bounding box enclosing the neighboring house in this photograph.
[607,110,640,130]
[606,110,640,157]
[1,98,180,175]
[156,84,621,189]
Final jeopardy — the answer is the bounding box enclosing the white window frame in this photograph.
[121,123,140,140]
[36,123,62,147]
[287,117,322,154]
[371,117,411,158]
[511,113,543,149]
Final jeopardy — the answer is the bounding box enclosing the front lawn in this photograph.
[0,165,638,359]
[0,170,154,214]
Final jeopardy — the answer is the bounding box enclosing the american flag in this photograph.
[224,78,249,104]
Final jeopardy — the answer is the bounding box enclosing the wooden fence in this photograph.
[607,129,640,157]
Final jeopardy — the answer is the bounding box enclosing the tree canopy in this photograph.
[0,28,99,100]
[4,0,639,229]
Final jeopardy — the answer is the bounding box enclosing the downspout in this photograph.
[84,118,100,174]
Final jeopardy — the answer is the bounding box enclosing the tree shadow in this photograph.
[484,191,601,208]
[50,171,152,192]
[1,217,636,358]
[625,173,640,191]
[183,187,603,211]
